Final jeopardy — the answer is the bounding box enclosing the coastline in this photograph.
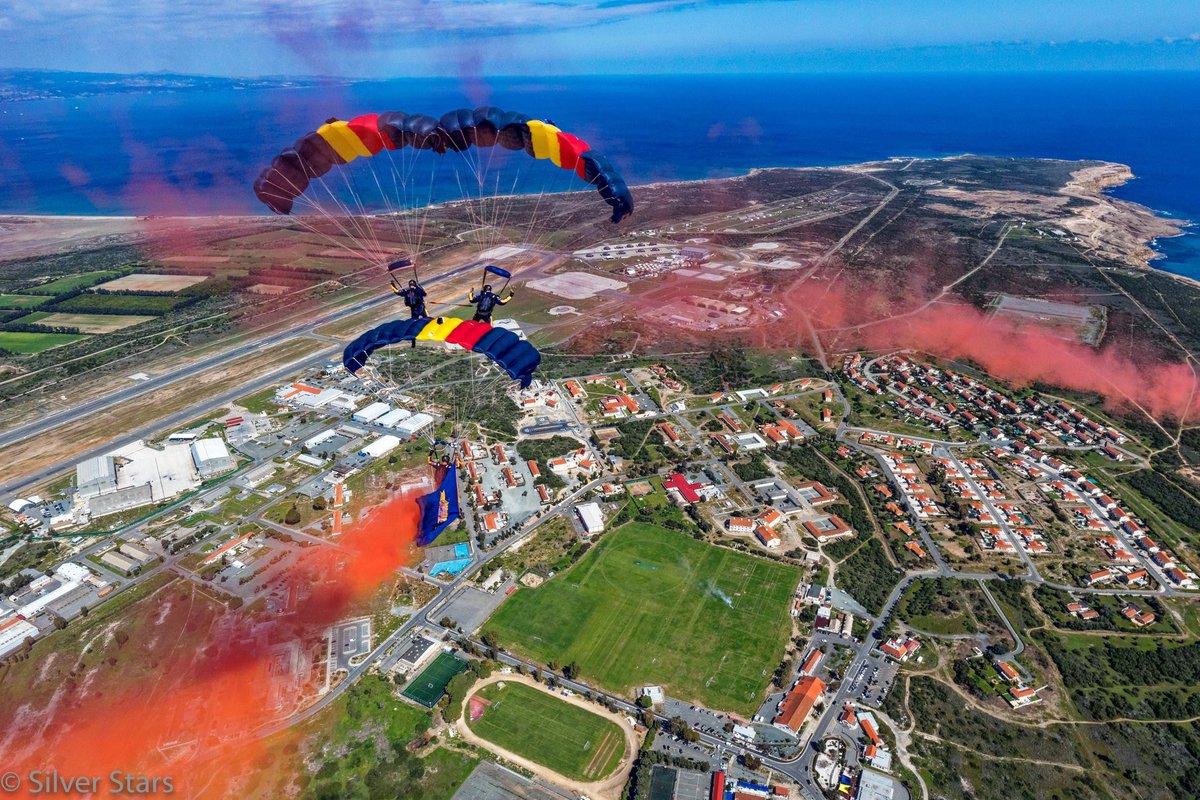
[2,155,1194,284]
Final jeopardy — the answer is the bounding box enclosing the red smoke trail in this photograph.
[618,269,1200,423]
[856,297,1200,423]
[0,492,421,799]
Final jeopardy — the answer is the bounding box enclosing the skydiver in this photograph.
[468,283,514,324]
[428,449,458,484]
[391,278,428,319]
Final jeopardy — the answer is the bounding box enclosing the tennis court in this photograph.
[402,652,467,707]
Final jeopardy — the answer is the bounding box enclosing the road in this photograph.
[0,255,540,500]
[255,472,608,738]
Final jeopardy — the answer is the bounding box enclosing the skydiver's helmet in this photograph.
[483,284,492,293]
[409,280,417,288]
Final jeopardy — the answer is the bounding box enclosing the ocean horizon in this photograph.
[2,71,1197,279]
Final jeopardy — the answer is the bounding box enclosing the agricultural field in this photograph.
[26,269,122,294]
[53,293,185,313]
[0,294,50,309]
[467,681,625,781]
[0,330,86,353]
[18,311,156,333]
[92,273,207,292]
[484,522,800,715]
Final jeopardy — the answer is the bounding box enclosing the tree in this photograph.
[742,753,762,771]
[284,505,302,525]
[563,661,579,680]
[636,694,653,709]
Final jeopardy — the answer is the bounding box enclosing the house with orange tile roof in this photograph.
[727,517,754,534]
[773,676,826,733]
[755,526,781,548]
[757,508,784,528]
[995,660,1020,683]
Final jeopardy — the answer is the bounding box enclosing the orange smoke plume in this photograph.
[0,492,421,799]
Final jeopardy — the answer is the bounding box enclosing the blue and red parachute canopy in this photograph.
[342,316,540,388]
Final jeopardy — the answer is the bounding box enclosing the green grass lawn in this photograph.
[0,294,51,309]
[236,386,284,415]
[468,681,625,781]
[27,270,122,294]
[484,521,799,714]
[0,330,87,353]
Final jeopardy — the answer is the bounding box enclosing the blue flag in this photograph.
[416,467,460,546]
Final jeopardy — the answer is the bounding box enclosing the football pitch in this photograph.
[484,522,799,715]
[468,681,625,781]
[402,652,467,707]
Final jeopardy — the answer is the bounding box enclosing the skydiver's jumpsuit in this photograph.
[429,453,459,485]
[394,284,428,319]
[469,289,511,324]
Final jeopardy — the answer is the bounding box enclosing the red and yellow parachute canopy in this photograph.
[255,106,633,223]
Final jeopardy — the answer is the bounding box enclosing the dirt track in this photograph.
[457,672,641,800]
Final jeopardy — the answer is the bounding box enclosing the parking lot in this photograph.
[329,617,372,672]
[849,651,899,707]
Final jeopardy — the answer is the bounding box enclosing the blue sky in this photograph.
[2,0,1199,76]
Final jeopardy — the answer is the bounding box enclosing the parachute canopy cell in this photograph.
[254,106,634,223]
[342,317,540,388]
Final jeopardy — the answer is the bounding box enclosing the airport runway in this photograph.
[0,256,515,499]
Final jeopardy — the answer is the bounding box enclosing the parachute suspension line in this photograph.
[288,191,383,270]
[258,165,380,269]
[452,143,507,261]
[300,169,386,267]
[377,145,418,280]
[334,158,390,267]
[318,152,391,269]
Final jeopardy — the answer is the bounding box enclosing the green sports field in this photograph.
[468,681,625,781]
[0,331,86,353]
[402,652,467,707]
[484,522,799,715]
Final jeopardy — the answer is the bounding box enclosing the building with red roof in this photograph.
[774,676,826,733]
[756,526,781,548]
[664,472,703,504]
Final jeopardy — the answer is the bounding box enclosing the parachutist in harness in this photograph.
[469,284,513,324]
[391,278,428,319]
[428,449,459,484]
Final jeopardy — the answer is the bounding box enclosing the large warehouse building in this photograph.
[575,502,604,535]
[360,435,401,459]
[76,456,117,497]
[191,439,236,479]
[395,413,435,439]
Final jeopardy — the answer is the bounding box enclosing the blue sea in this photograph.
[1,73,1197,278]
